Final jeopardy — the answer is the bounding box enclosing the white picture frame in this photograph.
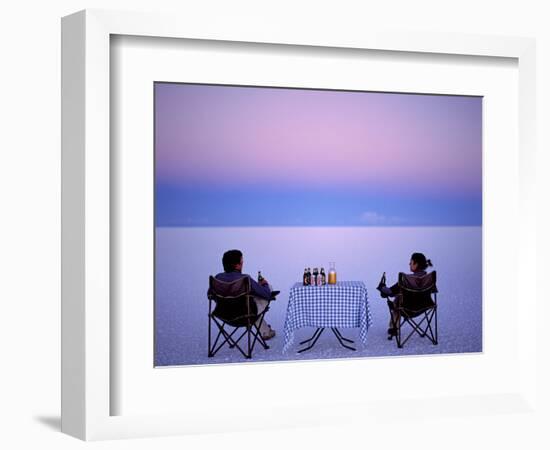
[61,9,538,441]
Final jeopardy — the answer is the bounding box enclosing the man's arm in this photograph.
[249,276,272,300]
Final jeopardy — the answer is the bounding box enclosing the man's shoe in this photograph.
[262,329,276,340]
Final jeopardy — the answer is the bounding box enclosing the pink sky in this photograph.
[155,83,481,197]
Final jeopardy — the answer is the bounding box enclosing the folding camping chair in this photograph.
[207,275,272,359]
[387,271,438,348]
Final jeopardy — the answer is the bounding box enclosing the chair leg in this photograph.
[225,328,251,359]
[252,322,270,349]
[210,312,273,359]
[209,319,227,357]
[421,308,437,345]
[394,316,403,348]
[395,314,402,348]
[247,322,252,359]
[420,311,429,338]
[208,315,213,357]
[434,306,438,345]
[208,301,213,356]
[395,307,439,348]
[209,321,248,358]
[396,318,402,348]
[253,309,271,349]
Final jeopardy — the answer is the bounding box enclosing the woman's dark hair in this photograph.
[222,249,243,272]
[411,252,433,271]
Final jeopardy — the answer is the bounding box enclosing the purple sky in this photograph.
[155,83,482,227]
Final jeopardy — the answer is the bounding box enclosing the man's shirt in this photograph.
[215,270,272,300]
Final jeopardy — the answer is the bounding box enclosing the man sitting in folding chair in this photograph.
[376,252,438,348]
[207,249,279,359]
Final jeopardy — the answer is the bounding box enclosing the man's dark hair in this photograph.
[222,249,243,272]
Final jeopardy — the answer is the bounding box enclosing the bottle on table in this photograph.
[307,267,312,286]
[258,271,264,283]
[328,262,337,285]
[303,268,309,286]
[320,267,326,285]
[312,268,319,286]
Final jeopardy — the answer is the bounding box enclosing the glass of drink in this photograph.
[328,262,337,285]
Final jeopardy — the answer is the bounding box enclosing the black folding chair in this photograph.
[387,271,438,348]
[207,275,272,359]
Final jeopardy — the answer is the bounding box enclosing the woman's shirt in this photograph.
[379,270,427,297]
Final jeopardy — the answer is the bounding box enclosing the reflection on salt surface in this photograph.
[155,227,482,366]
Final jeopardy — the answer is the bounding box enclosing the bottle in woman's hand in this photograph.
[377,272,390,298]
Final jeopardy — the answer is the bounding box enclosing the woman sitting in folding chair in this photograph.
[376,252,437,346]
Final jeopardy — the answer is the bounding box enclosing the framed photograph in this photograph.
[154,81,483,366]
[62,9,537,441]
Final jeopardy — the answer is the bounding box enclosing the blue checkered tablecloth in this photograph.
[283,281,372,352]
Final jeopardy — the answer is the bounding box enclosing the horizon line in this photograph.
[155,224,482,229]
